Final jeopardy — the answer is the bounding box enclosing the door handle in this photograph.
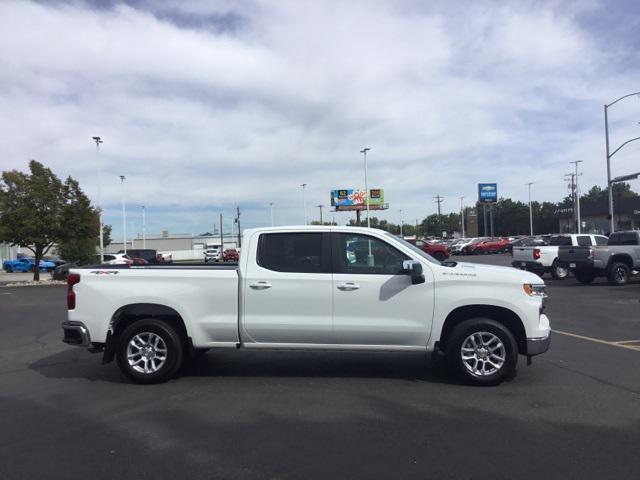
[337,282,360,291]
[249,281,272,290]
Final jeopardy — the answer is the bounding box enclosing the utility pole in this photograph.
[564,173,577,233]
[120,175,127,254]
[415,219,419,238]
[483,204,487,236]
[235,206,241,248]
[301,183,307,225]
[525,183,534,236]
[360,148,371,228]
[434,195,443,237]
[459,197,465,238]
[142,205,146,248]
[317,205,324,224]
[489,204,494,237]
[570,160,583,233]
[399,209,403,237]
[220,213,224,253]
[92,136,104,262]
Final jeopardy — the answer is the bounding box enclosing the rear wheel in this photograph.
[607,262,630,286]
[445,318,518,386]
[116,318,184,384]
[550,260,569,280]
[574,269,595,284]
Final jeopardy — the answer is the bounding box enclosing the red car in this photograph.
[408,239,451,262]
[223,249,240,262]
[467,238,510,255]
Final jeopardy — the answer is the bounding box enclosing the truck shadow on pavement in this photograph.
[29,348,462,385]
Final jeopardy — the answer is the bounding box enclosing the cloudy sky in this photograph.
[1,0,639,240]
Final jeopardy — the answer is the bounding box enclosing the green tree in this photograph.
[0,160,99,280]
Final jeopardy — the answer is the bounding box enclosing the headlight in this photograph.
[523,283,547,313]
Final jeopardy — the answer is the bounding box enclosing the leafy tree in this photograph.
[0,160,99,280]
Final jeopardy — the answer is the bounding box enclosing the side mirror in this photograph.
[403,260,425,285]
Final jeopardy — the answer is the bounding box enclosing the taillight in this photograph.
[588,247,594,259]
[533,248,541,260]
[67,273,80,310]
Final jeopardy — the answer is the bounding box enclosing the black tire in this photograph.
[607,262,630,286]
[116,318,184,384]
[445,318,518,386]
[550,260,569,280]
[574,269,595,285]
[5,265,12,273]
[433,252,446,262]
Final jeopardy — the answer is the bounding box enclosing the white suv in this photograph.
[204,247,221,263]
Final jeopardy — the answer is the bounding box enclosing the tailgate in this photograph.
[512,247,534,262]
[557,246,591,265]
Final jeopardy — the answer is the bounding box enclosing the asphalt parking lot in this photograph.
[1,255,639,479]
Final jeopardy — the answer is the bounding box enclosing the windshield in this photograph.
[384,232,441,265]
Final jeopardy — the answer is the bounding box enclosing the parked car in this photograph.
[406,239,451,261]
[62,226,550,385]
[506,237,547,255]
[512,234,608,279]
[43,255,66,267]
[119,249,159,264]
[101,254,132,265]
[223,249,240,262]
[3,257,56,273]
[558,230,640,286]
[466,238,510,255]
[204,246,222,263]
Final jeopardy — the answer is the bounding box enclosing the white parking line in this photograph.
[553,329,640,352]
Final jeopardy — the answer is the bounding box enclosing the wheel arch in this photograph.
[438,305,527,355]
[102,303,190,364]
[607,254,633,270]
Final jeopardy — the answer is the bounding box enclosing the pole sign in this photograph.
[331,189,386,211]
[478,183,497,203]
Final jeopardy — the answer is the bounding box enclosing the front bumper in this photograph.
[62,321,91,347]
[526,333,551,355]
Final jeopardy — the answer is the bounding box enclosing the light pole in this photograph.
[301,184,307,225]
[120,175,127,254]
[92,136,104,262]
[269,202,274,227]
[604,91,640,232]
[399,209,403,237]
[317,205,324,224]
[570,161,583,233]
[459,197,465,238]
[142,205,146,248]
[525,182,534,236]
[360,147,371,228]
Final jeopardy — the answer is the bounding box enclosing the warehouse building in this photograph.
[557,197,640,233]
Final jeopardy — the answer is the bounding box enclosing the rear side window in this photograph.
[550,236,571,246]
[104,255,115,261]
[258,233,329,273]
[608,233,639,246]
[594,236,608,246]
[577,236,591,246]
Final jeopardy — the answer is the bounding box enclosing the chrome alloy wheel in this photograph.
[461,331,506,376]
[614,266,626,283]
[127,332,168,374]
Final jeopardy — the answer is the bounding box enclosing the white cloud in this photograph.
[0,0,638,237]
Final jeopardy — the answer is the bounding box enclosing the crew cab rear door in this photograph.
[241,231,333,344]
[330,232,433,347]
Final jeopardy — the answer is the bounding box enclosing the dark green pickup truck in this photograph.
[558,231,640,286]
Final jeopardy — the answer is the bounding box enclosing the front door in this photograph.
[331,232,433,347]
[242,231,333,345]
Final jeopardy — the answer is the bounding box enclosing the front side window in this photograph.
[258,233,328,273]
[337,233,408,275]
[608,233,638,246]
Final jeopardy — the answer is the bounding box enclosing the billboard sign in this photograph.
[478,183,497,203]
[331,189,386,210]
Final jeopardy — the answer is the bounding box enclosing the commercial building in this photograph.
[557,197,640,233]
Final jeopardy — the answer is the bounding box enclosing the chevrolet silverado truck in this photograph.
[62,226,550,385]
[512,234,608,279]
[558,230,640,286]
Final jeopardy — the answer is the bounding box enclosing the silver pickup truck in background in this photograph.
[557,231,640,285]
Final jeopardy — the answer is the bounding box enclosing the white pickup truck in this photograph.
[512,234,608,279]
[62,226,550,385]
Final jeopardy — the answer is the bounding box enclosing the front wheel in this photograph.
[550,260,569,280]
[116,318,184,384]
[607,262,630,286]
[446,318,518,386]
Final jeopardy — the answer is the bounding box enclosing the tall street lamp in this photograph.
[604,91,640,232]
[301,184,307,225]
[120,175,127,254]
[360,147,371,228]
[399,209,403,237]
[317,205,324,224]
[570,160,583,233]
[92,136,104,262]
[269,202,274,227]
[142,205,146,248]
[525,182,534,236]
